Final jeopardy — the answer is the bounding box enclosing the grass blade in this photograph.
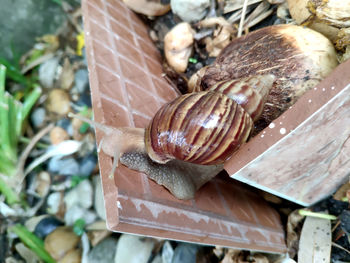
[21,84,41,122]
[10,224,56,263]
[0,58,28,86]
[0,65,16,162]
[0,175,19,204]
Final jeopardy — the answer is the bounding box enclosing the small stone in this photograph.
[57,117,74,136]
[88,237,118,263]
[34,171,51,197]
[50,126,69,145]
[76,92,92,107]
[171,243,199,263]
[71,117,84,141]
[152,255,162,263]
[93,176,106,220]
[162,241,174,263]
[79,154,97,177]
[123,0,170,16]
[39,57,60,88]
[48,157,79,176]
[164,22,194,73]
[46,89,71,115]
[64,180,93,210]
[31,107,46,128]
[34,216,64,239]
[47,192,63,214]
[73,69,89,94]
[171,0,210,22]
[115,234,155,263]
[60,249,81,263]
[15,243,40,263]
[44,226,80,261]
[64,205,97,226]
[60,58,75,90]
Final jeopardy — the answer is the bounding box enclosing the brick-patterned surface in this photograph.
[82,0,286,252]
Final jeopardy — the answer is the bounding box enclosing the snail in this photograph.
[69,74,275,199]
[72,24,339,199]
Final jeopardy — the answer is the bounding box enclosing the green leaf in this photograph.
[0,58,28,86]
[21,85,41,122]
[10,224,56,263]
[73,218,86,236]
[0,175,19,204]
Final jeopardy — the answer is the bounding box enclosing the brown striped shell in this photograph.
[145,74,274,165]
[145,91,253,165]
[209,75,275,121]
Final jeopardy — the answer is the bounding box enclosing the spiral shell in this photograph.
[145,91,253,165]
[209,75,275,121]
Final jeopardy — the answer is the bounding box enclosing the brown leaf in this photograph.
[221,249,240,263]
[286,209,304,258]
[333,182,350,201]
[60,58,75,90]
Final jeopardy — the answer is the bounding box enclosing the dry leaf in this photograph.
[333,182,350,201]
[286,210,304,258]
[221,249,240,263]
[60,58,75,90]
[298,215,331,263]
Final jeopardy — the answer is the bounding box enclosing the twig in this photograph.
[21,53,55,74]
[237,0,249,37]
[299,209,337,220]
[332,242,350,255]
[16,123,54,187]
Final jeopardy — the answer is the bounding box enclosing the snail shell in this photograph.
[145,74,275,165]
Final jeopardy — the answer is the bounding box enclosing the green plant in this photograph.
[0,64,41,204]
[9,224,56,263]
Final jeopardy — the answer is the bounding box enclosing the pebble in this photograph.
[57,117,74,136]
[34,171,51,197]
[60,249,81,263]
[34,216,64,239]
[46,89,71,115]
[50,126,69,145]
[47,192,63,214]
[64,180,93,210]
[152,255,163,263]
[123,0,170,16]
[44,226,80,261]
[162,241,174,263]
[79,154,97,177]
[30,107,46,128]
[15,243,40,263]
[93,176,106,220]
[88,237,118,263]
[64,205,97,226]
[60,58,75,90]
[171,243,199,263]
[71,117,84,141]
[171,0,210,22]
[164,22,194,73]
[48,157,80,176]
[76,92,92,107]
[39,57,60,88]
[74,69,89,94]
[115,234,155,263]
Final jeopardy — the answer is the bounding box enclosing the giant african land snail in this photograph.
[69,74,274,199]
[71,24,339,200]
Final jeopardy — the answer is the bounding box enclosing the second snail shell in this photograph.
[145,74,275,165]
